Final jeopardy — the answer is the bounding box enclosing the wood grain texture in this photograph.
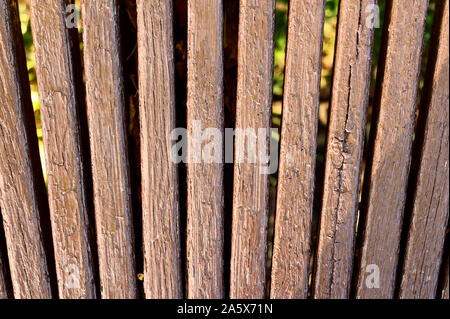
[230,0,275,299]
[399,0,449,299]
[186,0,224,299]
[81,0,137,299]
[30,0,96,299]
[270,0,325,299]
[313,0,375,299]
[356,0,429,299]
[137,0,182,299]
[0,0,54,299]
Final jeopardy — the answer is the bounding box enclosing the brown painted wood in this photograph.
[186,0,224,299]
[29,0,96,299]
[270,0,325,299]
[230,0,275,299]
[0,0,54,299]
[313,0,375,299]
[136,0,182,299]
[356,0,429,299]
[399,0,449,299]
[81,0,137,299]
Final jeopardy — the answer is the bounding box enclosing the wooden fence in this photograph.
[0,0,448,299]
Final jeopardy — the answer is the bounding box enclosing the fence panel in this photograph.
[136,0,182,299]
[356,0,429,298]
[399,0,449,299]
[0,0,54,299]
[230,0,275,299]
[0,0,449,301]
[29,0,97,299]
[186,0,224,299]
[81,0,137,298]
[313,0,375,299]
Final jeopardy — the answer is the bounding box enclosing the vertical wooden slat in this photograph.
[186,0,224,299]
[230,0,275,299]
[0,0,54,299]
[81,0,137,298]
[270,0,325,299]
[356,0,429,299]
[29,0,96,299]
[399,0,449,299]
[137,0,182,299]
[313,0,375,299]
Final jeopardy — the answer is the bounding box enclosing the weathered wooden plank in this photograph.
[270,0,325,299]
[81,0,137,298]
[29,0,96,299]
[136,0,182,299]
[230,0,275,299]
[356,0,429,298]
[399,0,449,299]
[0,0,54,299]
[313,0,375,299]
[186,0,224,299]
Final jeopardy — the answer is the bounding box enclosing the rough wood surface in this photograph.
[186,0,224,299]
[30,0,96,299]
[82,0,137,299]
[0,0,54,299]
[230,0,275,299]
[399,0,449,299]
[313,0,375,299]
[356,0,429,299]
[270,0,325,299]
[137,0,182,299]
